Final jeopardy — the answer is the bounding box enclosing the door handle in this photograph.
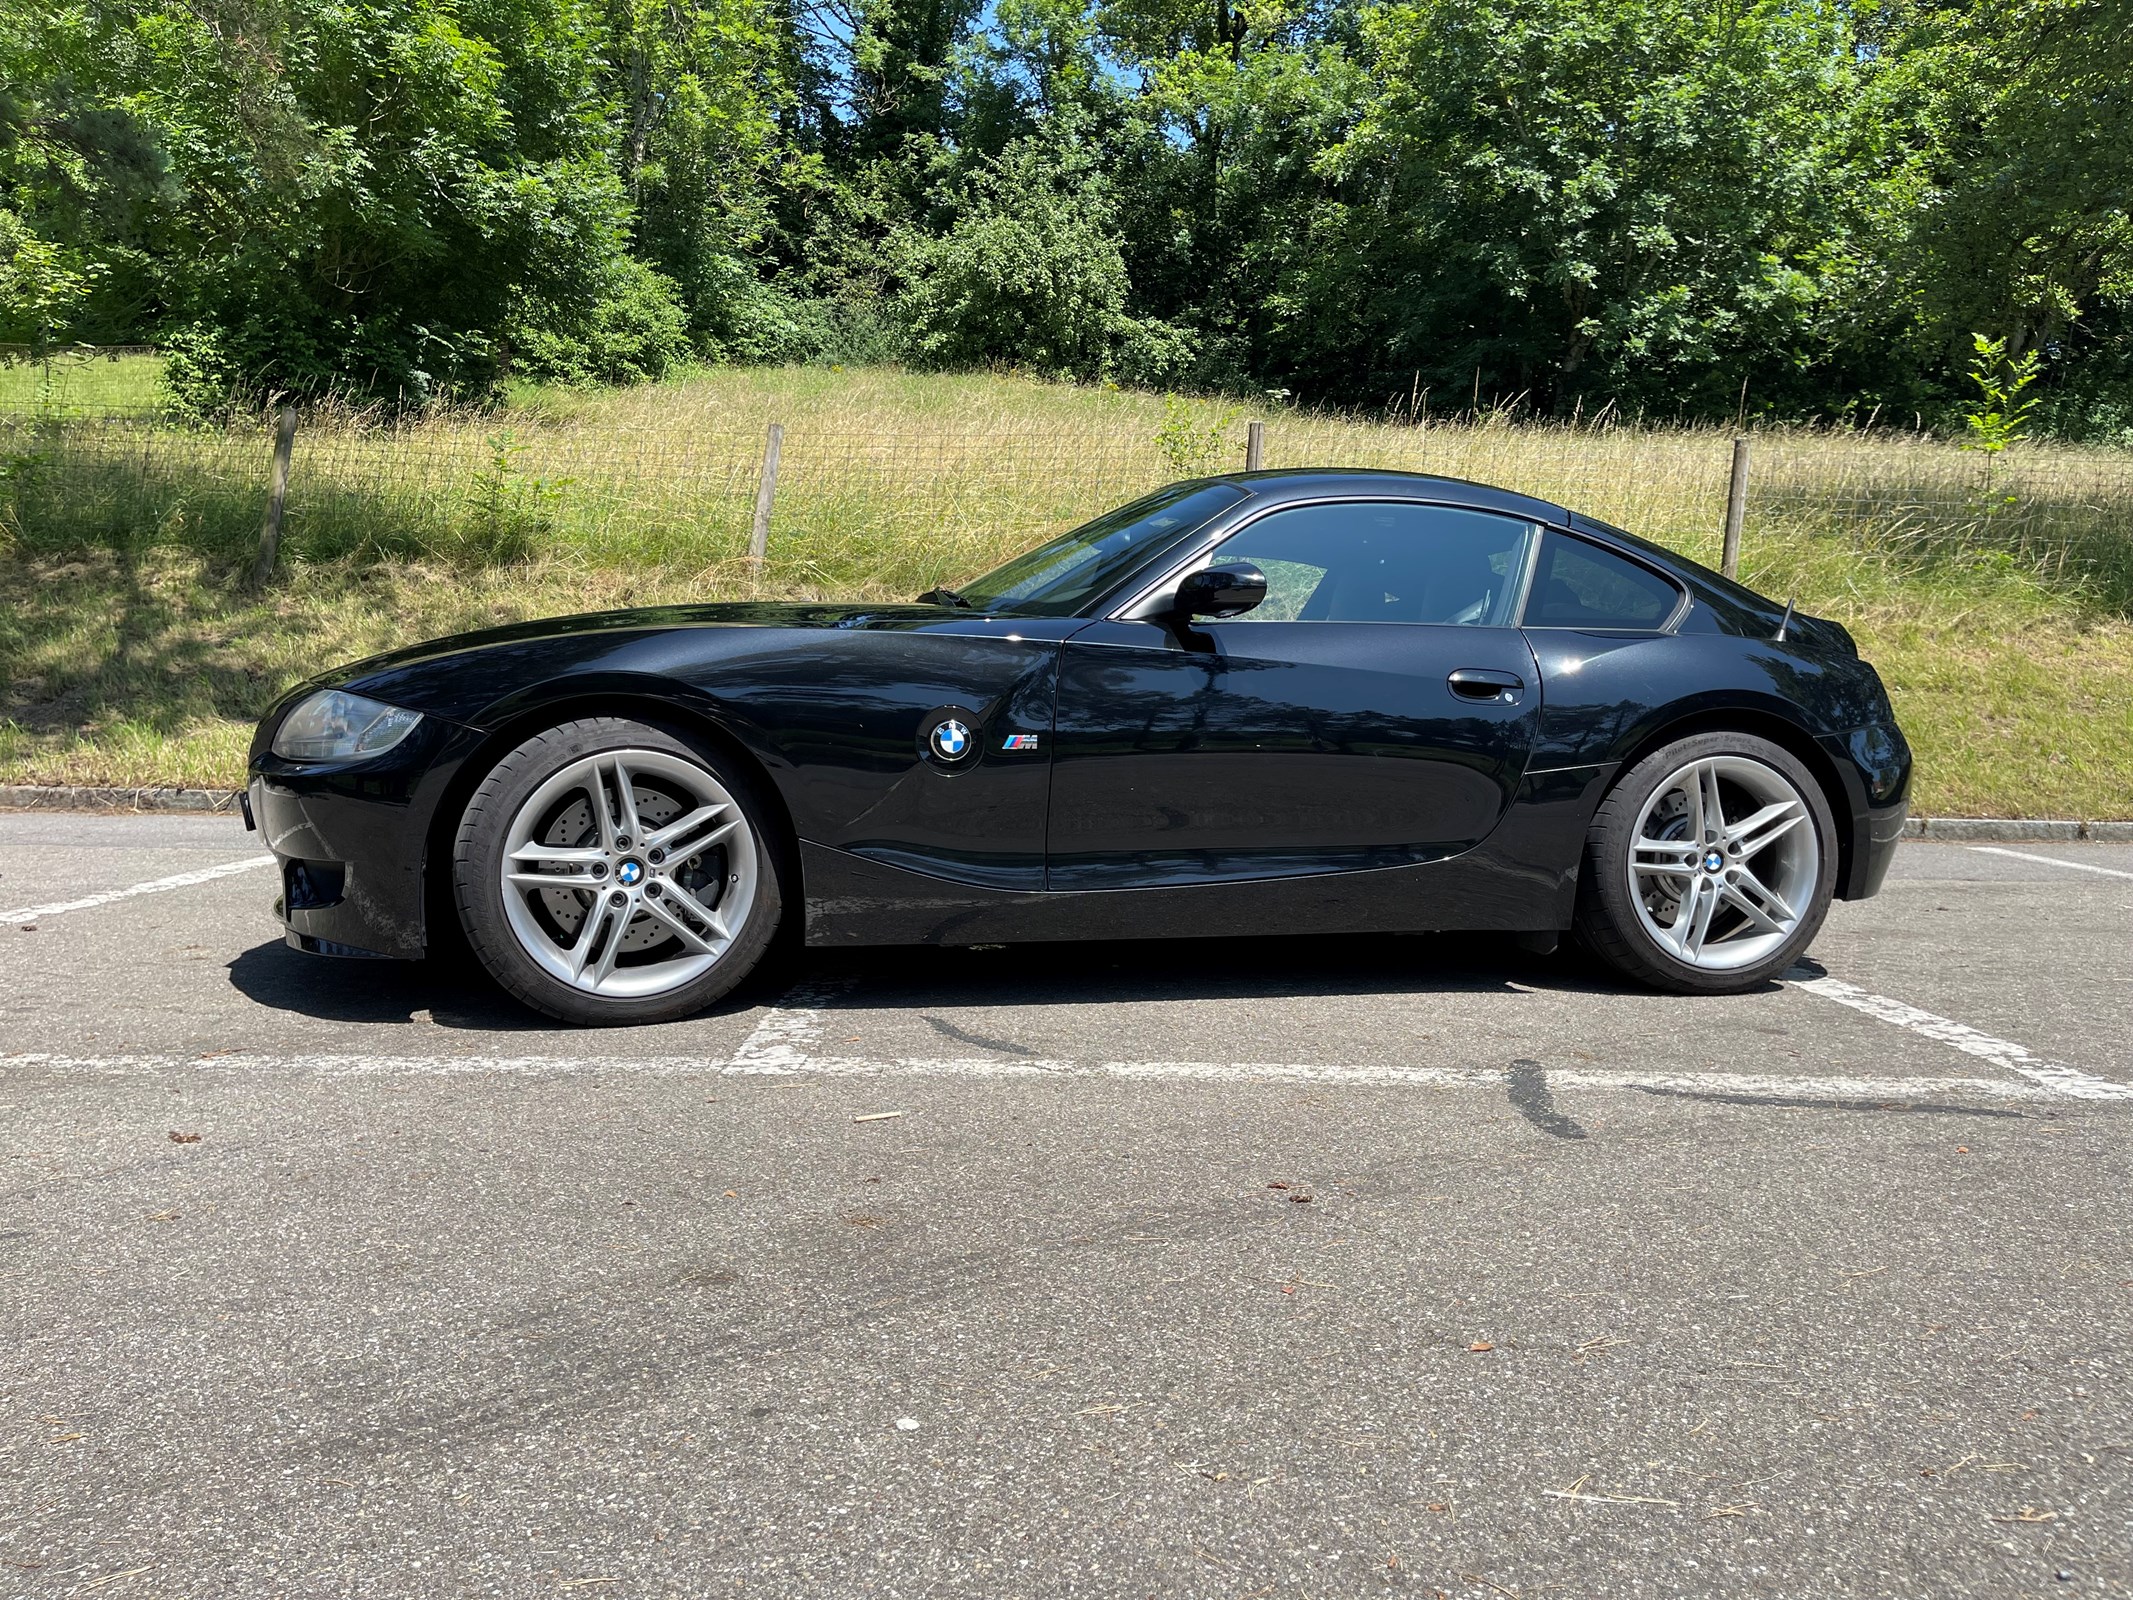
[1448,668,1524,706]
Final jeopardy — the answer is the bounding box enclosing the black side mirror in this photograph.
[1174,562,1268,620]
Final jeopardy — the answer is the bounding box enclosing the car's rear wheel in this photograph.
[1574,731,1835,994]
[453,717,783,1025]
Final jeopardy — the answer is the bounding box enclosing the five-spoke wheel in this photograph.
[1576,732,1835,993]
[1627,753,1819,972]
[453,719,782,1024]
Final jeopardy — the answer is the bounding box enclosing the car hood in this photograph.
[274,600,1025,730]
[324,601,966,681]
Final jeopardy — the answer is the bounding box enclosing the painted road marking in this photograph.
[0,1047,2069,1104]
[1,855,275,927]
[6,873,2123,1106]
[729,984,844,1070]
[1789,974,2133,1102]
[1971,846,2133,881]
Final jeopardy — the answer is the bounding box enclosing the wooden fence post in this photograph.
[1245,419,1265,472]
[251,404,298,586]
[1721,436,1749,580]
[749,421,783,584]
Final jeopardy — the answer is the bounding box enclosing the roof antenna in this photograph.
[1774,596,1795,643]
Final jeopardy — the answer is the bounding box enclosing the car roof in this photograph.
[1211,468,1569,525]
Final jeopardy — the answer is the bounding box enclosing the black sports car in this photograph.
[245,470,1912,1024]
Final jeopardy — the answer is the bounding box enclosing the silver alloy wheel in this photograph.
[497,748,758,999]
[1626,753,1820,972]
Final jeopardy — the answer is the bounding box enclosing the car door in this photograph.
[1047,499,1544,890]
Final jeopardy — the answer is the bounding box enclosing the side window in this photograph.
[1523,533,1682,629]
[1210,502,1537,625]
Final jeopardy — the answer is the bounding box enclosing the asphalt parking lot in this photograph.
[2,813,2129,1599]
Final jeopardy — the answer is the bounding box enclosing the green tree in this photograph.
[1961,332,2044,454]
[1866,0,2133,430]
[1299,0,1877,412]
[603,0,795,351]
[844,0,987,160]
[894,134,1190,380]
[3,0,2128,429]
[142,0,662,405]
[0,0,174,346]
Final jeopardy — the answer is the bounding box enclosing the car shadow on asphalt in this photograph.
[224,929,1775,1031]
[782,930,1696,1011]
[224,941,554,1031]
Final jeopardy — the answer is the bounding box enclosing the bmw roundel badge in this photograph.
[618,859,645,887]
[919,708,984,768]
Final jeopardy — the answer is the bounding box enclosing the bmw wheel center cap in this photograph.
[618,859,645,887]
[1702,848,1725,873]
[931,719,972,760]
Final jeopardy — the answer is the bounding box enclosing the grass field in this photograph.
[3,361,2131,817]
[0,349,165,417]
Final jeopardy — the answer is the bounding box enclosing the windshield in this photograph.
[955,483,1248,616]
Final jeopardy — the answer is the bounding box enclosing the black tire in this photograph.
[452,717,786,1025]
[1573,731,1837,995]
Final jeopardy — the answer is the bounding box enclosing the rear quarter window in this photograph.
[1524,533,1682,630]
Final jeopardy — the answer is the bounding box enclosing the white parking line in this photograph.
[1971,846,2133,881]
[0,1047,2067,1103]
[6,884,2122,1107]
[0,855,275,927]
[730,985,841,1070]
[1789,974,2133,1101]
[716,979,2133,1104]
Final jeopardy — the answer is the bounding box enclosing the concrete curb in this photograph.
[1899,815,2133,843]
[1,783,2129,842]
[0,785,244,815]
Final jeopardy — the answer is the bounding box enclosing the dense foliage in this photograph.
[1,0,2127,432]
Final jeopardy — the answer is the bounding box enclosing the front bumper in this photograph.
[1849,794,1909,900]
[247,716,485,960]
[1825,720,1912,901]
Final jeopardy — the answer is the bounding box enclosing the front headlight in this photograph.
[1848,722,1911,805]
[271,689,424,762]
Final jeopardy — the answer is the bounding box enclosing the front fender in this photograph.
[361,622,1073,892]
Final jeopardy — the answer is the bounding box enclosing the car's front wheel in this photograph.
[1574,731,1836,994]
[453,717,784,1025]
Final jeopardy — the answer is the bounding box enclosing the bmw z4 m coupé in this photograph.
[245,471,1912,1024]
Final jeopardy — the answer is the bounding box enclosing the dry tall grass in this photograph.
[16,363,2132,602]
[3,363,2131,813]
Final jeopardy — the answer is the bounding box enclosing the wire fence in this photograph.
[5,352,2133,611]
